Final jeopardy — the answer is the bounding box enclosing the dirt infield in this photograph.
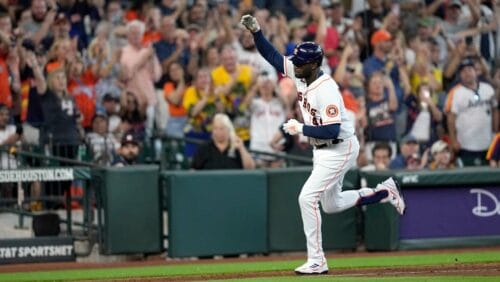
[128,263,500,281]
[2,247,500,280]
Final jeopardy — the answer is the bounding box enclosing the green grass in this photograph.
[1,250,499,281]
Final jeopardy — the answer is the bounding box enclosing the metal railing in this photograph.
[0,145,97,239]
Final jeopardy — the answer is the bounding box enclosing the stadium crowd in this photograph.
[0,0,498,175]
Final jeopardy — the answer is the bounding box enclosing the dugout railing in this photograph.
[0,145,98,263]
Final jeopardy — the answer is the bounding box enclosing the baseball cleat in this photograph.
[294,261,328,275]
[377,177,406,215]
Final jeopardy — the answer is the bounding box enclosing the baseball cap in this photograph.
[401,134,418,144]
[458,57,475,72]
[121,133,139,146]
[431,140,449,155]
[370,29,392,46]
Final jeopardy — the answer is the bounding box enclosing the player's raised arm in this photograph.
[240,15,285,74]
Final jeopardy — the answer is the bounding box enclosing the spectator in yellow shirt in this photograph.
[183,68,225,157]
[211,45,254,144]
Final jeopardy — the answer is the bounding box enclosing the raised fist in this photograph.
[240,14,260,33]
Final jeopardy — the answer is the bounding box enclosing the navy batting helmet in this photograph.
[290,42,324,66]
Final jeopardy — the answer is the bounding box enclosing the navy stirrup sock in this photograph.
[357,190,389,205]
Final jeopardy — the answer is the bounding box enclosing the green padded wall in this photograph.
[165,170,268,258]
[267,167,360,252]
[94,165,162,254]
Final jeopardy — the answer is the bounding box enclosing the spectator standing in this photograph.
[327,0,355,44]
[191,113,255,170]
[56,0,101,47]
[211,45,254,144]
[88,24,123,105]
[246,73,286,168]
[19,40,46,145]
[163,61,187,138]
[120,20,162,137]
[440,0,479,41]
[22,0,56,46]
[153,16,188,74]
[183,68,224,157]
[40,12,83,53]
[142,7,162,45]
[364,71,398,159]
[445,58,498,166]
[34,54,82,208]
[67,57,96,131]
[362,28,404,84]
[405,83,444,146]
[354,0,388,58]
[0,27,20,110]
[363,29,410,137]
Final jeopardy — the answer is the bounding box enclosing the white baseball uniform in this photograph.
[240,18,404,272]
[283,58,379,264]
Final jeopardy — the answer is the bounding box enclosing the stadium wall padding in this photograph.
[164,170,268,258]
[95,167,500,257]
[93,165,162,254]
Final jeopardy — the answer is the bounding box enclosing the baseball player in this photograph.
[240,15,406,275]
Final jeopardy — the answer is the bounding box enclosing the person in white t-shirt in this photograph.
[445,57,498,166]
[246,73,287,168]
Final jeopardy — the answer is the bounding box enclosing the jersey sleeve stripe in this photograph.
[321,120,341,125]
[486,133,500,160]
[444,85,460,113]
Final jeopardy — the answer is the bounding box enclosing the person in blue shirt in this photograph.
[390,134,420,169]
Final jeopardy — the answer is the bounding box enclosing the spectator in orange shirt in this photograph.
[67,58,96,131]
[0,19,20,110]
[142,6,162,45]
[163,61,187,138]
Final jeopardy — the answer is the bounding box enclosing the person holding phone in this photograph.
[404,83,444,147]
